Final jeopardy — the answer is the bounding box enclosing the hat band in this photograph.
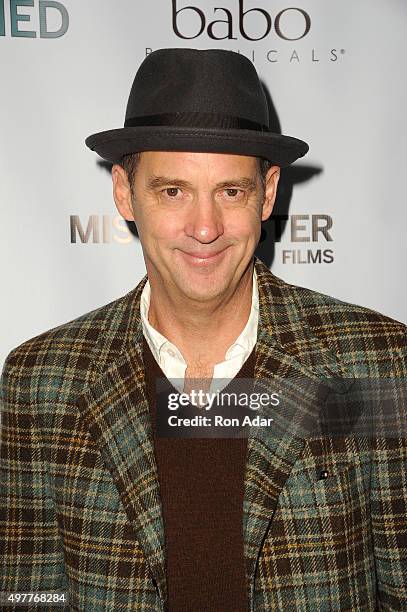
[124,111,269,132]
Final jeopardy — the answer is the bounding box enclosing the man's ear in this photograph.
[112,164,134,221]
[262,165,280,222]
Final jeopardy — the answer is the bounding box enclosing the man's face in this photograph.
[112,151,279,303]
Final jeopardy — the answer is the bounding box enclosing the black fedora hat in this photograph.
[85,48,309,166]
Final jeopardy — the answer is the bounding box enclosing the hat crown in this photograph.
[125,48,269,127]
[85,47,309,166]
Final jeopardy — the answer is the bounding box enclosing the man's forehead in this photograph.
[137,150,260,172]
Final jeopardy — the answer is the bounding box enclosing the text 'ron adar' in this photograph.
[167,414,274,427]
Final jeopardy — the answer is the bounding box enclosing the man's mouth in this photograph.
[177,246,230,265]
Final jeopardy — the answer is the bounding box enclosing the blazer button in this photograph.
[319,469,329,480]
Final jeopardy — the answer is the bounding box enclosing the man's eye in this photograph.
[164,187,180,197]
[225,188,241,198]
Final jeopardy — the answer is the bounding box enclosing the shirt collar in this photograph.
[140,266,259,366]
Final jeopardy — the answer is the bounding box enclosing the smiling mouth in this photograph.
[178,246,230,264]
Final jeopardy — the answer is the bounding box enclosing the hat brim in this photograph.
[85,126,308,167]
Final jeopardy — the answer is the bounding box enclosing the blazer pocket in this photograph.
[278,461,356,509]
[313,461,353,485]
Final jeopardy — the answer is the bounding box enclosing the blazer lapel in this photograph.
[76,277,167,602]
[243,257,350,607]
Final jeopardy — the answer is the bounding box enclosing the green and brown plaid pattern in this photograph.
[1,256,406,611]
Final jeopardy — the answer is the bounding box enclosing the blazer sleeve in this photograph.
[0,349,68,597]
[371,347,407,611]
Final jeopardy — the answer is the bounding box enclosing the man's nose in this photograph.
[184,194,224,243]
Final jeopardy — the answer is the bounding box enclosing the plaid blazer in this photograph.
[1,256,406,611]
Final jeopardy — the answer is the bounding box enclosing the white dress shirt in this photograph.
[140,268,259,393]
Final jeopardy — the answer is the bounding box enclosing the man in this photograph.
[1,48,406,611]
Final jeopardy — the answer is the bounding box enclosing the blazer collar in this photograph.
[76,256,348,608]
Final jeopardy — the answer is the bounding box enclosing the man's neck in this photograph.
[147,263,254,368]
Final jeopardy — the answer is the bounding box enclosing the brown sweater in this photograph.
[143,337,256,611]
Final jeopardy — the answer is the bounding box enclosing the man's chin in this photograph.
[175,272,232,303]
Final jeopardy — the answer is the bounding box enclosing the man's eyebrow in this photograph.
[147,176,258,190]
[147,176,192,190]
[215,178,257,191]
